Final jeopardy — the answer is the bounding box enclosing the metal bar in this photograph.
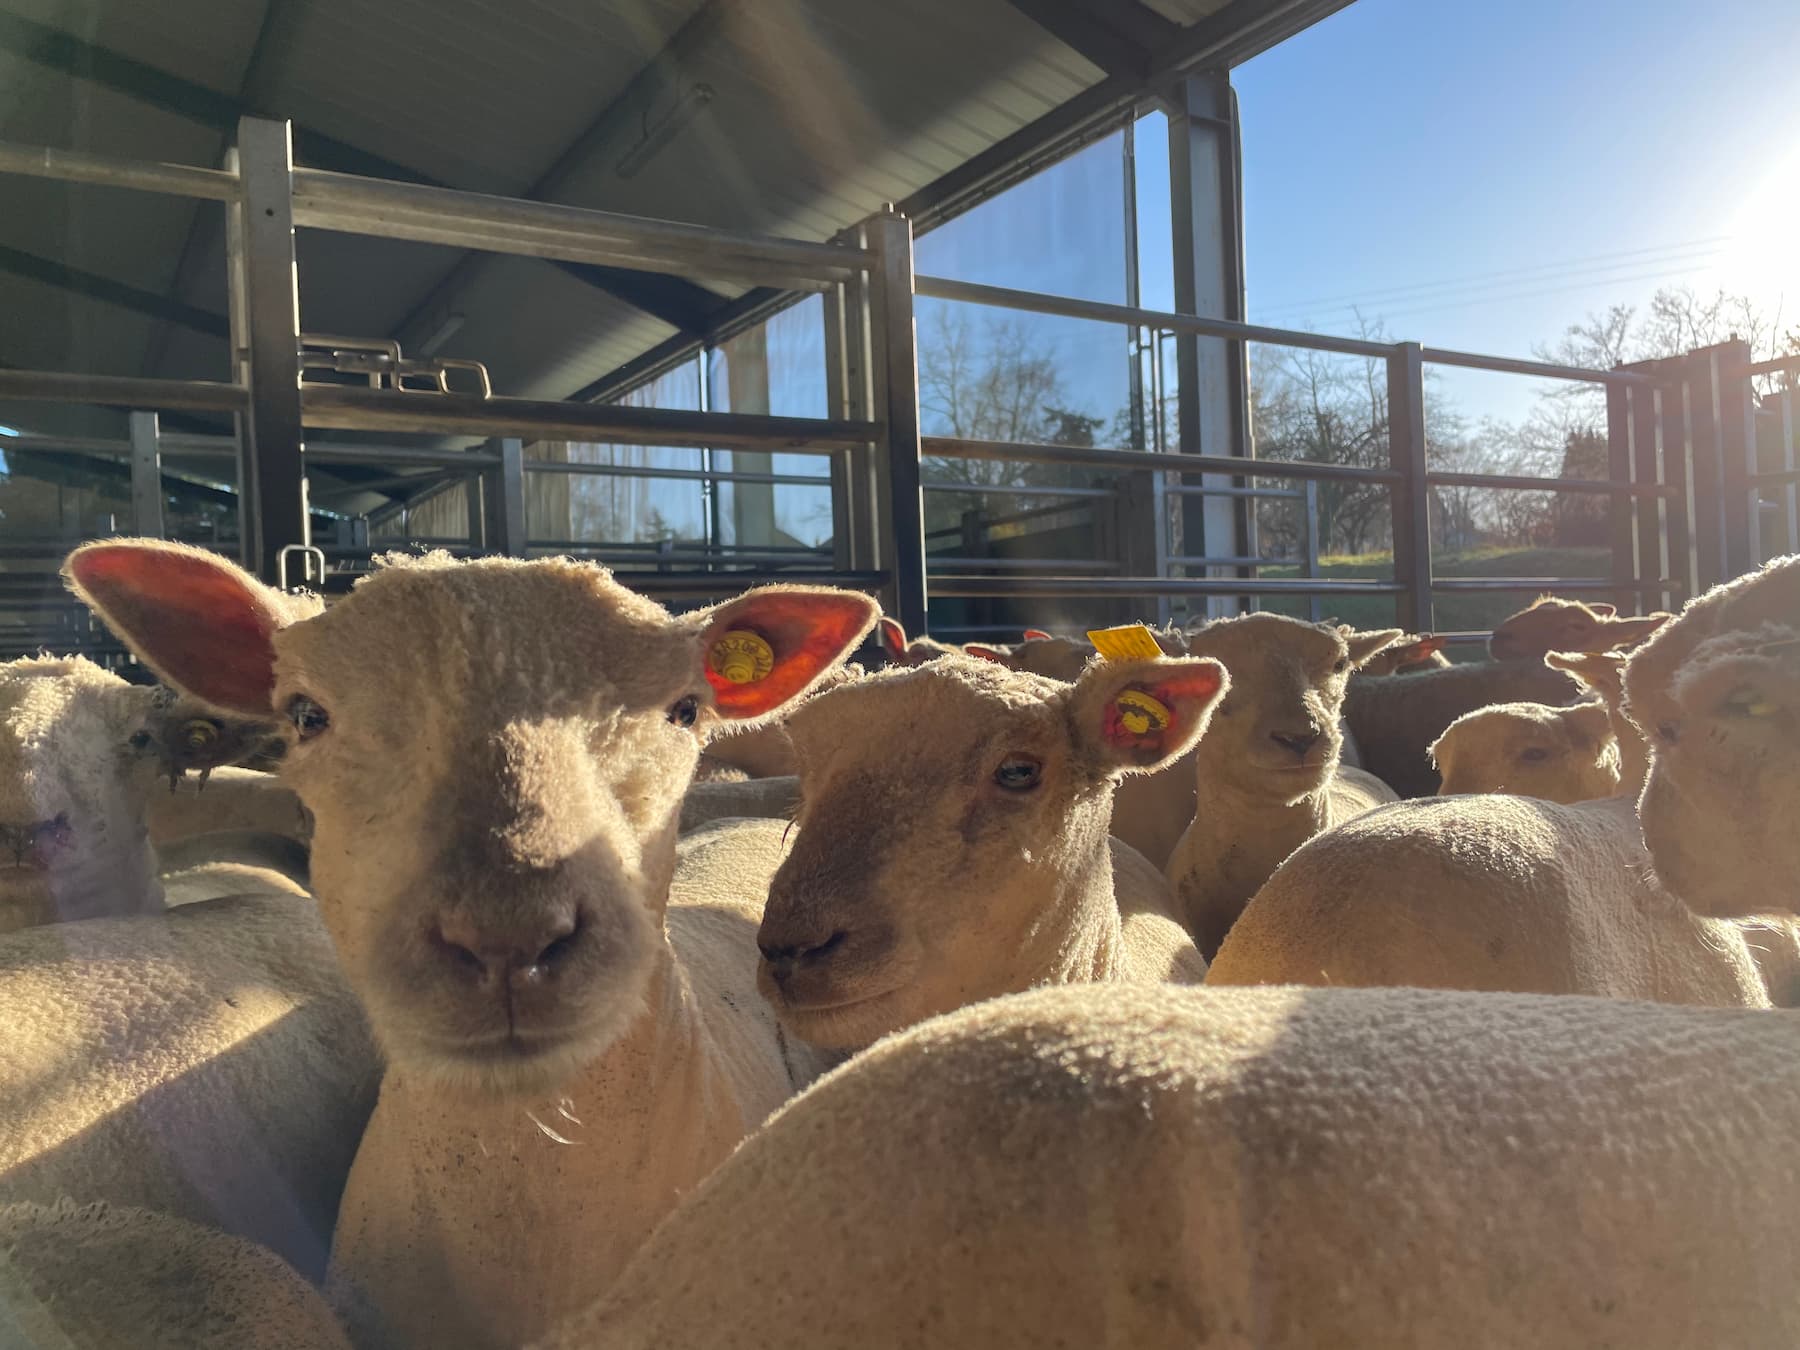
[1635,379,1674,611]
[522,461,825,487]
[1715,340,1757,577]
[1424,470,1674,496]
[233,117,309,583]
[0,369,247,411]
[926,557,1120,572]
[1756,466,1800,487]
[1164,483,1303,499]
[1387,342,1432,631]
[1302,478,1321,622]
[482,437,527,557]
[868,210,928,636]
[1742,356,1800,377]
[923,435,1402,484]
[1418,346,1661,387]
[306,445,500,468]
[926,575,1404,598]
[127,412,165,537]
[300,385,878,453]
[922,482,1116,499]
[1785,390,1798,554]
[1432,577,1671,593]
[1685,355,1728,590]
[0,137,239,201]
[1167,555,1281,566]
[289,167,870,287]
[4,434,128,456]
[1658,380,1692,607]
[1605,383,1636,613]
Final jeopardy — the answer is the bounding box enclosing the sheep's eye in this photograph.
[127,730,152,751]
[994,754,1042,791]
[286,695,330,740]
[1333,657,1349,673]
[182,719,219,750]
[667,695,700,728]
[1519,746,1550,763]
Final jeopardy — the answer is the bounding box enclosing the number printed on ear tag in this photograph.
[1114,689,1171,736]
[709,630,775,684]
[1086,624,1163,662]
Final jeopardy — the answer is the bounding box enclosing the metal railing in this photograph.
[0,117,1784,660]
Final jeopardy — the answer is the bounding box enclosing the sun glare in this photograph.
[1714,144,1800,321]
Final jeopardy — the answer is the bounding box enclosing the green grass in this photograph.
[1255,546,1613,637]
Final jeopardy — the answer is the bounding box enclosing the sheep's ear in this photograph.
[694,586,877,720]
[1597,612,1671,647]
[64,541,292,717]
[1588,602,1617,617]
[964,643,1007,664]
[1412,634,1446,655]
[1067,657,1228,776]
[1344,628,1405,669]
[877,616,908,662]
[1022,628,1053,642]
[1545,649,1620,686]
[1566,701,1614,747]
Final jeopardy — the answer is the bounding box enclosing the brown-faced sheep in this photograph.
[1545,648,1647,793]
[1165,614,1402,957]
[1488,594,1671,662]
[67,539,872,1350]
[753,653,1218,1050]
[1354,631,1451,675]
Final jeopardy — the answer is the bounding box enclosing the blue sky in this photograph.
[1231,0,1800,418]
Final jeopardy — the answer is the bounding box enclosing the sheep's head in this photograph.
[756,653,1226,1050]
[875,617,962,668]
[0,656,163,932]
[1544,649,1627,704]
[66,539,874,1094]
[138,690,285,789]
[1184,614,1399,801]
[1626,555,1800,918]
[1488,596,1670,662]
[1429,700,1619,803]
[1357,632,1450,676]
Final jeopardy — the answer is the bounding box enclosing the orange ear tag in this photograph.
[1114,689,1171,736]
[709,630,775,684]
[1087,623,1164,662]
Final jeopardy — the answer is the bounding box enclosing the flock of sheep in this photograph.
[1,533,1795,1349]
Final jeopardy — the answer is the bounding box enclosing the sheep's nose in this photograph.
[1270,728,1321,759]
[758,930,848,983]
[1,814,72,866]
[431,907,581,985]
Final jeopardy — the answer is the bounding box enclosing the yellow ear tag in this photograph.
[709,630,775,685]
[1114,689,1172,736]
[1087,623,1164,662]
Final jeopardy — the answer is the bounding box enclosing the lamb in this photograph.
[1164,613,1402,957]
[694,660,866,782]
[875,615,962,666]
[1354,631,1450,675]
[1488,594,1671,661]
[1428,697,1620,802]
[1545,648,1648,792]
[0,895,378,1282]
[753,653,1217,1050]
[1,1200,354,1350]
[139,688,286,788]
[67,539,873,1350]
[0,654,305,930]
[543,558,1800,1350]
[1341,658,1583,796]
[1208,568,1800,1001]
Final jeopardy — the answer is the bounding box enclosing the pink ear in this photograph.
[1022,628,1052,642]
[878,616,907,660]
[1073,657,1229,774]
[65,542,287,716]
[1589,603,1617,617]
[1099,663,1226,761]
[1415,635,1446,654]
[964,643,1007,664]
[700,587,877,720]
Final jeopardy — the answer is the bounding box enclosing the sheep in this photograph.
[752,653,1219,1050]
[875,615,962,666]
[1208,566,1800,1000]
[1488,594,1671,662]
[545,981,1800,1350]
[146,764,313,851]
[1353,631,1450,675]
[0,1200,354,1350]
[693,662,866,783]
[1341,658,1584,796]
[1545,648,1648,792]
[0,894,379,1283]
[678,774,801,832]
[66,538,874,1350]
[1164,614,1402,957]
[139,688,286,788]
[1428,697,1620,802]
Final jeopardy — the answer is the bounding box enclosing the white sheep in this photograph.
[1488,593,1671,662]
[0,894,378,1283]
[1,1200,353,1349]
[1164,613,1402,957]
[1544,648,1648,792]
[753,652,1218,1050]
[543,559,1800,1350]
[67,538,875,1350]
[1428,697,1620,802]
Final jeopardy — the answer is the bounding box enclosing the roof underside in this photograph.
[0,0,1348,507]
